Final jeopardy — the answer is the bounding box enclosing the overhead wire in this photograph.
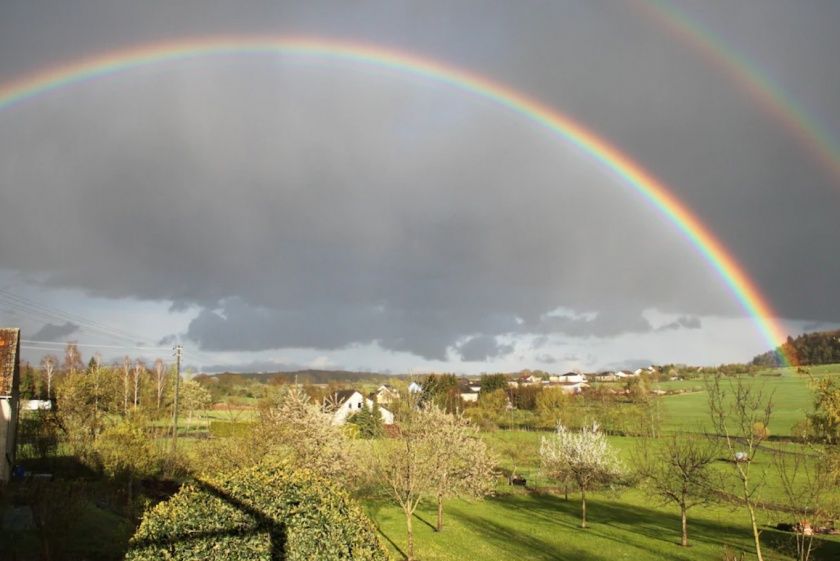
[1,288,212,367]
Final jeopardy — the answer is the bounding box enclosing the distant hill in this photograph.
[752,329,840,367]
[202,369,398,385]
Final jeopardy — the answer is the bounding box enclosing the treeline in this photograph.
[420,373,664,437]
[752,329,840,367]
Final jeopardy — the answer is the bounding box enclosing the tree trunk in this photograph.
[746,500,764,561]
[580,488,587,528]
[405,508,415,561]
[680,505,688,547]
[436,494,444,532]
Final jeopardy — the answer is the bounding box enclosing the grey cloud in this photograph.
[525,308,654,338]
[193,359,308,374]
[0,0,837,365]
[603,358,655,372]
[31,322,79,341]
[456,335,514,362]
[536,353,558,364]
[158,334,178,346]
[656,316,702,332]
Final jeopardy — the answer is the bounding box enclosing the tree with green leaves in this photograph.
[95,420,159,517]
[479,373,508,394]
[421,373,461,412]
[348,400,384,439]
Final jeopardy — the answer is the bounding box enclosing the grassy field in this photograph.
[366,489,840,561]
[657,366,836,436]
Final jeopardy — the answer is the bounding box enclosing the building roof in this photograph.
[331,389,360,405]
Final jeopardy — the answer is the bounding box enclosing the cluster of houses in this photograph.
[323,367,657,427]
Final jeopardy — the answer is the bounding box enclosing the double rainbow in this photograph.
[0,36,793,365]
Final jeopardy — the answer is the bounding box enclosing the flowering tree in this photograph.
[540,422,622,528]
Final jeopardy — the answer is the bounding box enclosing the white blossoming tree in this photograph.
[540,422,622,528]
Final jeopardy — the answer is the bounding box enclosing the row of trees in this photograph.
[753,329,840,367]
[536,372,839,561]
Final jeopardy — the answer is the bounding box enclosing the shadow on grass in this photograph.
[448,503,606,561]
[364,501,407,560]
[481,491,840,561]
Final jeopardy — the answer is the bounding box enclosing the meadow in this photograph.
[5,365,838,561]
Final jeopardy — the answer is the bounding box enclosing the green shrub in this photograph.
[209,420,254,438]
[125,459,391,561]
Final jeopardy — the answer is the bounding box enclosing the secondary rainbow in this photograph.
[0,36,793,365]
[636,0,840,187]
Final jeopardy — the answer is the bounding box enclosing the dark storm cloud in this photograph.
[0,0,837,362]
[455,335,515,362]
[31,322,79,341]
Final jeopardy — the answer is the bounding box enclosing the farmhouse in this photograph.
[371,384,399,405]
[458,381,479,403]
[326,389,394,426]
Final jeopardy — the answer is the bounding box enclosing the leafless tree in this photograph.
[153,358,166,410]
[635,433,718,546]
[771,440,837,561]
[706,372,774,561]
[132,360,145,409]
[378,405,436,561]
[121,356,131,414]
[40,354,57,398]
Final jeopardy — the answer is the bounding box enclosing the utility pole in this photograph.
[171,344,182,453]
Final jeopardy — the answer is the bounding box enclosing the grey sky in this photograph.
[0,0,837,372]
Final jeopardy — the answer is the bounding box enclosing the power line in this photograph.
[0,288,214,366]
[21,340,171,352]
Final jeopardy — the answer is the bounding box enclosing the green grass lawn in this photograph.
[366,489,840,561]
[658,367,837,436]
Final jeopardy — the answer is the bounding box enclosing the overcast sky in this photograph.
[0,0,837,373]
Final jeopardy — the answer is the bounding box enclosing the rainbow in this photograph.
[636,0,840,187]
[0,36,794,365]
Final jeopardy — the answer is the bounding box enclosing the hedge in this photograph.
[125,459,391,561]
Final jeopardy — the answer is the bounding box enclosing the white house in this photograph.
[459,388,479,403]
[24,399,52,411]
[551,372,586,384]
[327,390,394,426]
[373,384,399,405]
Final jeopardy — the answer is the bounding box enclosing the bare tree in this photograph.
[132,360,145,409]
[40,354,57,399]
[153,358,166,411]
[121,356,131,414]
[635,433,718,546]
[375,394,437,561]
[424,406,497,532]
[540,422,622,528]
[771,441,837,561]
[706,372,774,561]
